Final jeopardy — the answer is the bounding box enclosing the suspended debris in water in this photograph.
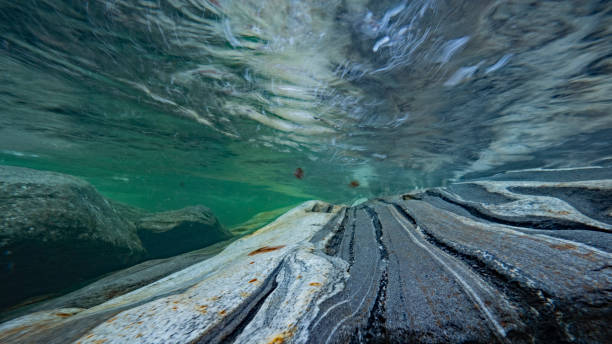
[294,167,304,179]
[349,180,360,188]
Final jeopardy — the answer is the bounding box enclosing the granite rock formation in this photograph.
[1,168,610,343]
[0,165,231,311]
[0,165,146,310]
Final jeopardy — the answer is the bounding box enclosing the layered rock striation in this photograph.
[1,168,610,343]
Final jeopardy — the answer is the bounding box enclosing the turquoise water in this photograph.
[1,0,611,223]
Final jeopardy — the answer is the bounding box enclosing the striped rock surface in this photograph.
[1,168,611,343]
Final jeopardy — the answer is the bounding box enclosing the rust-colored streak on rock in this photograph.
[402,194,421,200]
[550,243,577,251]
[267,327,297,344]
[309,282,321,286]
[248,245,286,256]
[268,335,285,344]
[576,251,599,262]
[105,289,126,300]
[249,278,258,283]
[219,309,227,316]
[2,325,30,338]
[196,305,208,314]
[55,312,74,318]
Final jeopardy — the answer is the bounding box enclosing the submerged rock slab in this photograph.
[136,205,233,259]
[1,169,611,343]
[0,201,344,344]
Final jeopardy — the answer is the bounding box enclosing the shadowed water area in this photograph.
[0,0,611,341]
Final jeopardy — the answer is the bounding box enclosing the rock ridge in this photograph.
[0,168,610,343]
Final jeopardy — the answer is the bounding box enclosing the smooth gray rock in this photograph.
[0,165,145,311]
[136,205,233,259]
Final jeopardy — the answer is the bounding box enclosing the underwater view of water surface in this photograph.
[1,0,612,343]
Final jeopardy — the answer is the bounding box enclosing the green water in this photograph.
[0,92,313,226]
[1,0,611,226]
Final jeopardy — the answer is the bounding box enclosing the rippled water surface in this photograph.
[1,0,611,225]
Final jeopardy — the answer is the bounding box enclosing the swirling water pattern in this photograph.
[1,0,611,224]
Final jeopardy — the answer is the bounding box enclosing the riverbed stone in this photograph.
[0,165,146,311]
[136,205,233,259]
[1,168,610,343]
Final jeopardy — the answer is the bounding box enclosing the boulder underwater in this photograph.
[110,201,234,260]
[0,167,610,343]
[0,165,146,310]
[135,205,233,259]
[0,165,231,312]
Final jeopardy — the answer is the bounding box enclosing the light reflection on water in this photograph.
[0,0,611,222]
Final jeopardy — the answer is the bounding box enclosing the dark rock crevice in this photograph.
[195,262,283,344]
[390,201,567,343]
[362,268,389,343]
[361,206,390,343]
[2,169,611,343]
[321,209,349,256]
[363,205,390,261]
